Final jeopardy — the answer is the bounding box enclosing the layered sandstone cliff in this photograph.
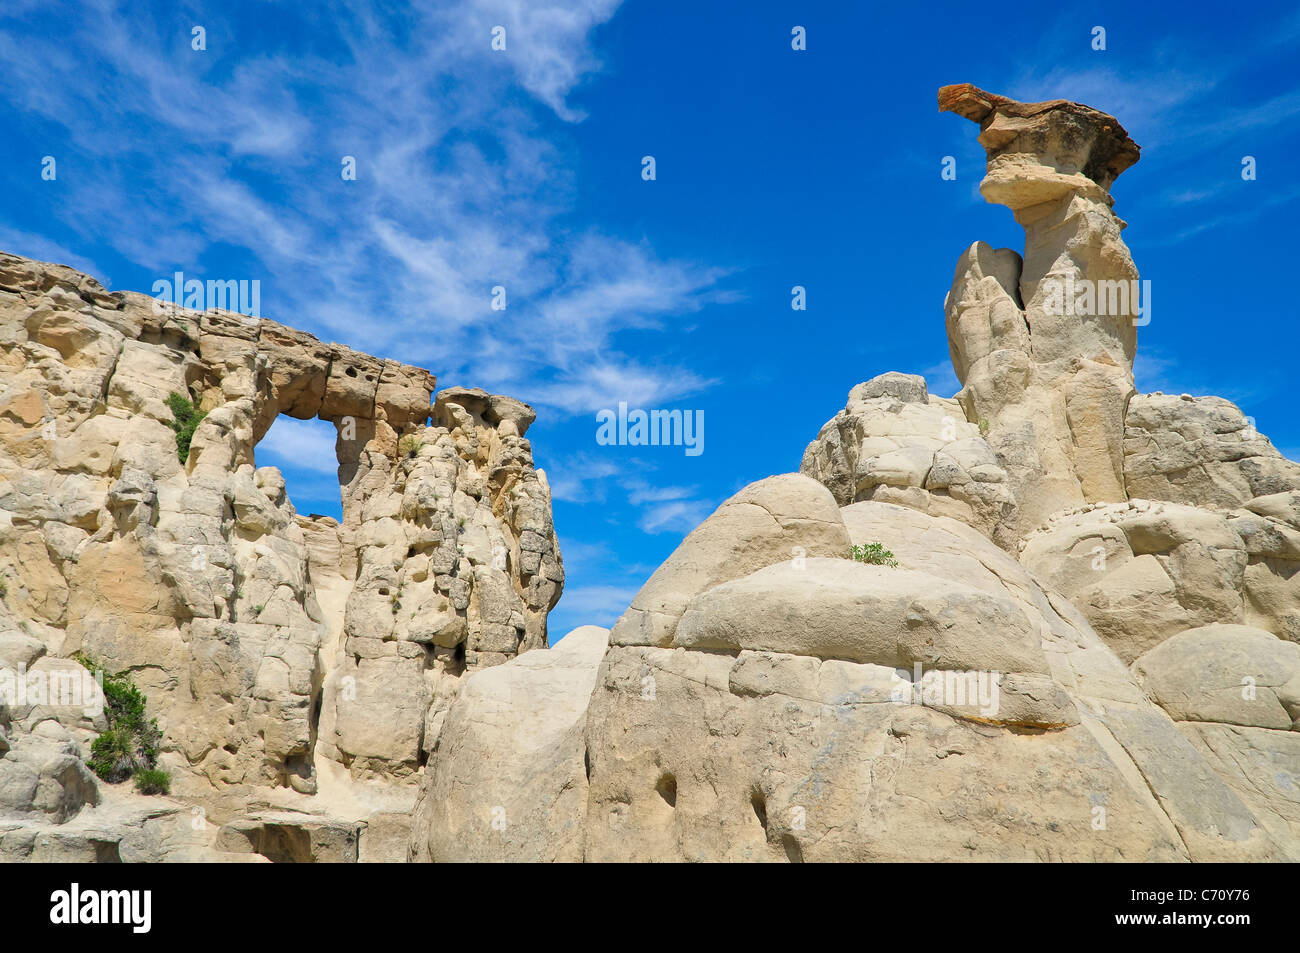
[0,252,562,860]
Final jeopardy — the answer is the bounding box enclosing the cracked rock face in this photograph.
[577,493,1280,861]
[1133,625,1300,851]
[1124,393,1300,508]
[0,249,562,858]
[800,372,1019,550]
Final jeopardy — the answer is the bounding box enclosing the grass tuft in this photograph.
[164,391,206,463]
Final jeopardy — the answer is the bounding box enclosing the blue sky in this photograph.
[3,0,1298,636]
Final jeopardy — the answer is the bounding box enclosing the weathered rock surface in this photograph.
[1124,393,1300,508]
[410,625,608,862]
[800,372,1019,548]
[0,249,563,859]
[1020,500,1250,663]
[6,83,1300,864]
[1133,624,1300,858]
[1133,624,1300,730]
[579,492,1280,862]
[1021,498,1300,658]
[609,473,849,648]
[936,84,1140,541]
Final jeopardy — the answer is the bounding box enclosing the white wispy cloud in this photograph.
[547,454,624,503]
[526,359,717,416]
[920,360,961,398]
[620,480,712,533]
[0,0,731,419]
[636,498,712,534]
[549,583,638,631]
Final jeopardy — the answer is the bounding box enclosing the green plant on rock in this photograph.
[73,653,168,794]
[398,434,423,460]
[88,727,138,782]
[133,768,171,796]
[164,391,206,463]
[850,542,899,568]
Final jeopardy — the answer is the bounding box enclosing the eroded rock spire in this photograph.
[939,83,1144,539]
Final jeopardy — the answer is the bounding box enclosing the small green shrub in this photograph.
[74,653,167,791]
[398,434,423,459]
[164,391,206,463]
[88,727,137,783]
[133,768,171,796]
[850,542,899,568]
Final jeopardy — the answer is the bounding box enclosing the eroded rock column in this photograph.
[941,83,1142,538]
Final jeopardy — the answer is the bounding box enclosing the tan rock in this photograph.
[1020,501,1249,662]
[801,372,1018,547]
[411,625,608,862]
[1133,624,1300,730]
[609,474,851,648]
[1124,393,1300,508]
[941,85,1142,541]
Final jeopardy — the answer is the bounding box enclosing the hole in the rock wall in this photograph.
[781,833,804,863]
[284,752,312,781]
[93,840,122,863]
[254,824,315,864]
[345,366,358,378]
[750,790,768,831]
[584,748,591,782]
[255,415,343,522]
[453,641,466,665]
[378,587,390,596]
[655,773,677,808]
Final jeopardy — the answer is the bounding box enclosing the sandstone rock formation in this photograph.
[800,371,1019,549]
[1124,393,1300,508]
[0,250,562,860]
[608,474,851,648]
[1133,625,1300,851]
[5,83,1299,863]
[409,85,1300,864]
[581,495,1280,861]
[936,83,1142,539]
[409,624,608,862]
